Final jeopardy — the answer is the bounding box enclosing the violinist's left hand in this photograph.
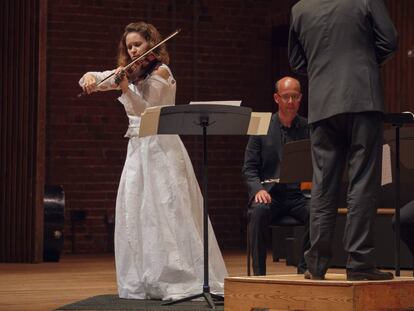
[113,67,129,93]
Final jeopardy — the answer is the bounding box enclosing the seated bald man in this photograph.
[243,76,310,275]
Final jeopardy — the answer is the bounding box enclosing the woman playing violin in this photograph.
[79,22,227,300]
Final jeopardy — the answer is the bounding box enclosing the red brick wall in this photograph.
[46,0,299,253]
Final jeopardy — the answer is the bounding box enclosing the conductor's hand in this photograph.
[254,190,272,204]
[82,74,97,94]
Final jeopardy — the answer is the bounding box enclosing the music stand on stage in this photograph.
[383,112,414,276]
[259,139,312,191]
[139,104,271,309]
[278,139,313,183]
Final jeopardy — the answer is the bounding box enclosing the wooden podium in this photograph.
[225,274,414,311]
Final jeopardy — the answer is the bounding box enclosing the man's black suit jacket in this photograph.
[242,113,309,202]
[289,0,398,124]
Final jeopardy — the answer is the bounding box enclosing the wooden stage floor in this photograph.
[0,251,412,311]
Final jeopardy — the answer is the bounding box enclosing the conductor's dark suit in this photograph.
[243,113,310,275]
[289,0,398,276]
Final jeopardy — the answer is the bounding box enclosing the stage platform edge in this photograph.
[224,273,414,311]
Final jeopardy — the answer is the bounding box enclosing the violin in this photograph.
[78,28,180,98]
[114,53,161,85]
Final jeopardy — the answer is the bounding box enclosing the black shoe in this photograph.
[346,268,394,281]
[304,270,325,280]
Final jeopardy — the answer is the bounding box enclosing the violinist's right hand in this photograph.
[82,74,98,94]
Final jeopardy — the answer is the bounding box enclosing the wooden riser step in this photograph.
[224,273,414,311]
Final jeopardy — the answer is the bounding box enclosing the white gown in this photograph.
[80,65,228,300]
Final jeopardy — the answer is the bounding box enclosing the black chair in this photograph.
[246,213,304,276]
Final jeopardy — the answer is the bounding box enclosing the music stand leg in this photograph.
[394,125,401,276]
[162,291,224,308]
[162,117,223,309]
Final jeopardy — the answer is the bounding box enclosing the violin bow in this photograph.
[78,28,181,97]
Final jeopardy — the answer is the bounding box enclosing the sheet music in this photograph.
[247,112,272,135]
[189,100,242,106]
[138,106,162,137]
[382,144,392,186]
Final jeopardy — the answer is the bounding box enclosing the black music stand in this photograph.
[140,104,270,309]
[383,112,414,276]
[278,139,313,183]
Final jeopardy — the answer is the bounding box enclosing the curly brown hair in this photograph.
[117,22,170,67]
